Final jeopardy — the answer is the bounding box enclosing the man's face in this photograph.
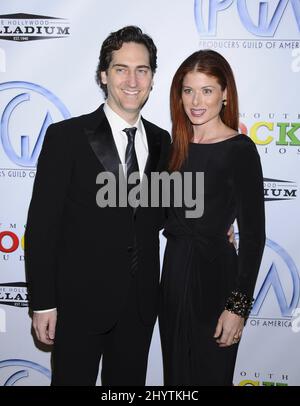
[101,42,153,123]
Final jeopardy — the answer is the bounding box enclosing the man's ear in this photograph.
[100,71,107,84]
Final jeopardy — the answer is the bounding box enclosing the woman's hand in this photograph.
[227,224,237,249]
[213,310,244,347]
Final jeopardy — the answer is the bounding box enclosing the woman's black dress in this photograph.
[159,134,265,386]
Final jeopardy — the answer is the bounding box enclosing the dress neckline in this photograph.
[189,133,243,145]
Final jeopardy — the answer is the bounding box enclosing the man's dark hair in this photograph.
[95,26,157,97]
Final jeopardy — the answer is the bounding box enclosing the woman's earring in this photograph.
[222,99,227,106]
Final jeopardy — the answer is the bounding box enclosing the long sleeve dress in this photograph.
[159,134,265,386]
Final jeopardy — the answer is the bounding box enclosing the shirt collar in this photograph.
[104,102,142,135]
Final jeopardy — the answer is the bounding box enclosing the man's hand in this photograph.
[32,309,57,345]
[227,224,237,249]
[213,310,244,347]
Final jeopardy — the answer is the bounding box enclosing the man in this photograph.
[25,26,170,386]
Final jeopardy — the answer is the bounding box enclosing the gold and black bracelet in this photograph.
[225,290,254,319]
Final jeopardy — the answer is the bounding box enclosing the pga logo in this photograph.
[194,0,300,37]
[0,360,51,385]
[0,81,70,167]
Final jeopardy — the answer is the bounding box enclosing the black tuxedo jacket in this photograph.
[25,104,171,332]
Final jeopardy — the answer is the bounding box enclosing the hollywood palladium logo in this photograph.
[0,282,28,308]
[0,13,70,42]
[263,177,298,201]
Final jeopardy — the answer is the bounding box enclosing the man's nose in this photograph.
[127,71,137,87]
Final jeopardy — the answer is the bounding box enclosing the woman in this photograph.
[159,50,265,386]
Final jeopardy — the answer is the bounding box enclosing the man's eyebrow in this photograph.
[111,63,150,69]
[111,64,128,68]
[136,65,151,69]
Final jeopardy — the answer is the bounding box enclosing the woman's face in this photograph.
[181,71,226,128]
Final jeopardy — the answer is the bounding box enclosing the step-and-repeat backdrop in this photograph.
[1,0,300,386]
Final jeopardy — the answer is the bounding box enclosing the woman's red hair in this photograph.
[169,50,239,171]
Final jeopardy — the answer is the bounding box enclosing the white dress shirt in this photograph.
[103,102,148,178]
[34,103,149,313]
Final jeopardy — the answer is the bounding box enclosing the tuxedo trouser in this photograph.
[51,264,154,386]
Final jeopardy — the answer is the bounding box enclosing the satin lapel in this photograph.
[142,119,161,180]
[85,110,161,213]
[85,109,122,180]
